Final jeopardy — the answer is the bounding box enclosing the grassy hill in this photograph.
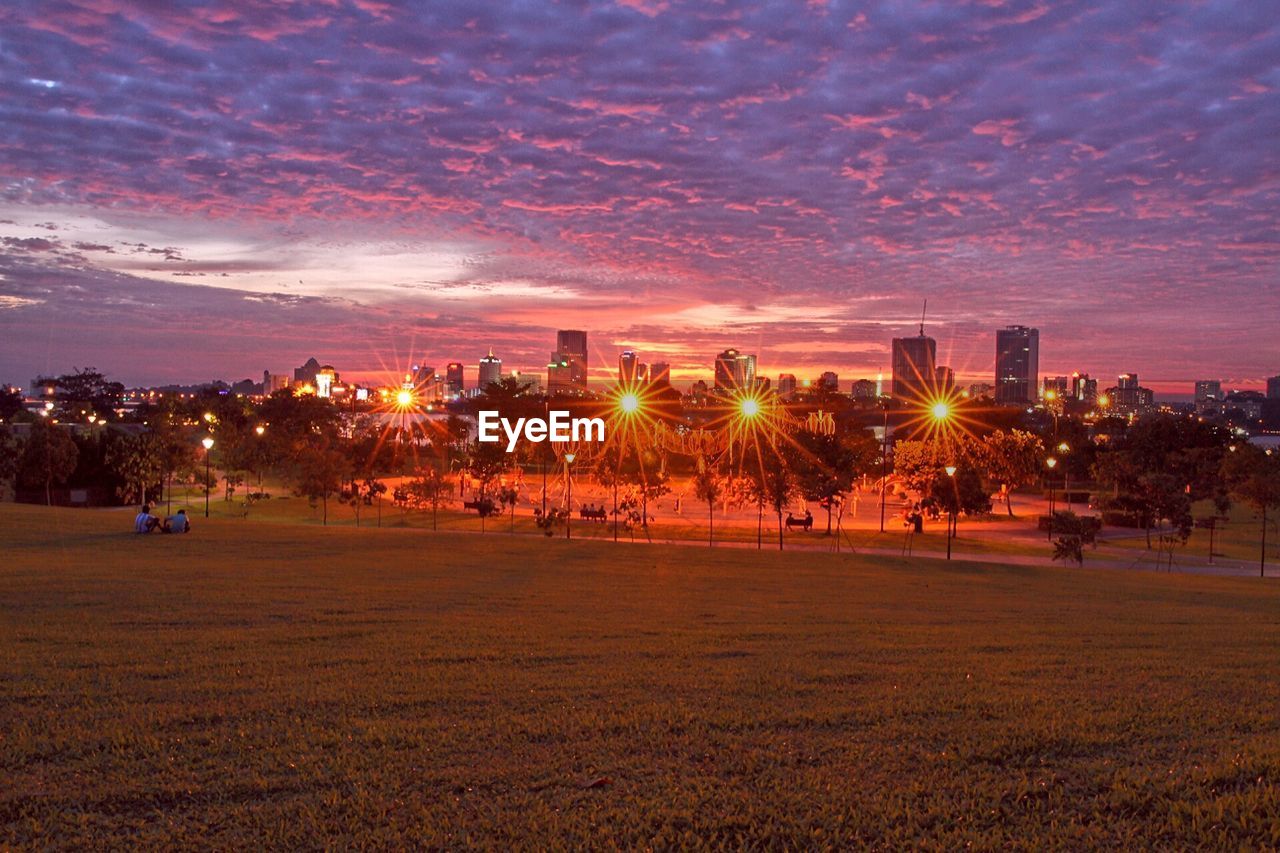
[2,503,1278,847]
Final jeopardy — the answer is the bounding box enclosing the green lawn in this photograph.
[2,503,1278,847]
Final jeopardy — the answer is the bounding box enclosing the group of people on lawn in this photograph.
[133,505,191,535]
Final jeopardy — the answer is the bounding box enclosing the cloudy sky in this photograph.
[1,0,1277,391]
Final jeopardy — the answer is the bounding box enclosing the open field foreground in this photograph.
[2,504,1279,848]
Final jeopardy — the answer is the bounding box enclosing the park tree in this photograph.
[927,466,992,520]
[402,466,449,531]
[892,438,975,494]
[743,443,796,551]
[37,368,124,420]
[1221,446,1280,578]
[1093,415,1230,547]
[692,461,725,547]
[0,424,17,497]
[103,431,165,505]
[791,427,879,534]
[19,420,79,505]
[466,439,509,502]
[290,442,350,526]
[977,429,1045,516]
[0,387,22,422]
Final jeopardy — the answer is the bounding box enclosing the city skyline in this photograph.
[1,2,1278,391]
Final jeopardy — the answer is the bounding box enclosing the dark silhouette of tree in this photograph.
[0,387,22,422]
[19,420,78,505]
[37,368,124,420]
[1222,445,1280,577]
[103,431,165,505]
[977,430,1044,516]
[290,441,350,526]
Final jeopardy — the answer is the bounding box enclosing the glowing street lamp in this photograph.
[740,397,761,419]
[618,391,640,414]
[563,451,576,541]
[395,389,414,408]
[201,436,215,518]
[1045,456,1058,541]
[931,401,951,422]
[255,424,265,436]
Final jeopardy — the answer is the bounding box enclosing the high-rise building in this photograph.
[1194,380,1222,402]
[293,356,322,388]
[851,379,878,400]
[737,353,757,388]
[315,365,337,399]
[1070,372,1097,404]
[552,330,589,391]
[445,362,464,396]
[478,349,502,390]
[262,371,291,394]
[1042,375,1069,401]
[934,366,954,392]
[410,364,435,387]
[1107,373,1154,416]
[819,371,839,392]
[891,332,936,402]
[649,362,671,387]
[619,350,641,383]
[1269,375,1280,399]
[714,349,743,391]
[777,374,797,399]
[994,325,1039,405]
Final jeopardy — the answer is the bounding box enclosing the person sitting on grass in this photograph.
[163,509,190,534]
[134,504,161,534]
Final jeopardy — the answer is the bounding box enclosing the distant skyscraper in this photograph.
[995,325,1039,405]
[1070,372,1097,404]
[649,362,671,386]
[478,349,502,389]
[619,350,641,383]
[777,373,797,399]
[850,379,877,400]
[1108,373,1154,416]
[445,362,464,395]
[934,366,954,391]
[714,348,742,391]
[891,332,936,401]
[262,370,290,394]
[410,364,435,387]
[1269,375,1280,399]
[315,365,337,399]
[551,330,588,391]
[1195,380,1222,403]
[293,356,321,388]
[737,353,757,388]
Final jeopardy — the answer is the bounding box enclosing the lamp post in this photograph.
[879,401,889,533]
[1057,441,1071,510]
[202,436,215,518]
[563,451,576,540]
[1045,456,1058,541]
[944,465,957,560]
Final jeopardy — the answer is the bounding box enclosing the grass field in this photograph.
[2,503,1278,848]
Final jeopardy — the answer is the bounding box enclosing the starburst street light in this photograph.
[619,391,640,414]
[740,396,761,418]
[395,389,414,408]
[931,401,951,421]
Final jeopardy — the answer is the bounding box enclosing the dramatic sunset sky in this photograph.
[1,1,1277,392]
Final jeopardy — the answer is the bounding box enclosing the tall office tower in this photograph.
[315,365,337,398]
[891,332,936,401]
[851,379,878,400]
[1269,375,1280,399]
[478,349,502,390]
[554,330,589,390]
[819,371,839,391]
[1195,380,1223,402]
[714,349,742,391]
[1070,371,1097,403]
[445,362,465,396]
[935,366,955,392]
[777,374,797,399]
[410,364,435,387]
[294,356,322,388]
[1108,373,1154,416]
[649,362,671,386]
[1042,375,1069,399]
[737,353,757,388]
[619,350,641,383]
[994,325,1039,405]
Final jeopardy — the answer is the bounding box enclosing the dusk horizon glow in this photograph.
[1,1,1277,393]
